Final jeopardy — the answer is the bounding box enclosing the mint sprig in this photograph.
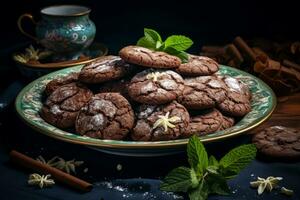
[136,28,193,63]
[161,135,257,200]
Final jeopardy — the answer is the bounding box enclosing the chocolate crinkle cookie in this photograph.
[218,115,235,130]
[44,72,79,96]
[184,109,223,138]
[75,93,134,140]
[217,76,251,117]
[252,126,300,160]
[178,76,227,109]
[79,55,134,84]
[96,79,132,101]
[40,83,93,129]
[119,46,181,68]
[128,69,185,104]
[132,101,190,141]
[176,55,219,76]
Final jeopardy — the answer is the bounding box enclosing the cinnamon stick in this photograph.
[9,150,92,192]
[201,46,225,55]
[233,36,257,61]
[225,44,244,65]
[282,59,300,71]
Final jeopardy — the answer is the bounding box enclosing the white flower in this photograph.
[153,112,181,132]
[28,174,55,189]
[250,176,283,195]
[36,156,84,174]
[146,72,164,82]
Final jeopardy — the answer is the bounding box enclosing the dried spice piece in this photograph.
[13,45,52,64]
[28,173,55,189]
[52,158,84,174]
[225,44,244,67]
[250,176,282,195]
[153,111,181,132]
[233,36,256,61]
[36,156,84,174]
[36,156,59,167]
[280,187,294,196]
[290,42,300,55]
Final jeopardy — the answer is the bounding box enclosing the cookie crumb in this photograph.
[116,164,122,171]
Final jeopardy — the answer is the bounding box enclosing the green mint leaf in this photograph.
[206,174,231,195]
[156,41,163,49]
[187,135,208,174]
[189,179,209,200]
[164,35,193,51]
[144,28,162,43]
[206,166,218,175]
[137,37,156,49]
[160,167,198,192]
[219,144,256,179]
[208,155,218,166]
[164,47,189,63]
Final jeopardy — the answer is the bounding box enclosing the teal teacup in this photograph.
[18,5,96,55]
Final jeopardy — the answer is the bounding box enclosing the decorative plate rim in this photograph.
[15,65,277,149]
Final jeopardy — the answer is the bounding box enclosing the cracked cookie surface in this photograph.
[132,101,190,141]
[178,76,227,109]
[252,126,300,160]
[119,46,181,68]
[176,55,219,76]
[218,115,235,130]
[217,76,251,116]
[128,69,185,104]
[79,55,134,84]
[75,93,134,140]
[184,109,223,138]
[45,72,79,96]
[40,83,93,128]
[97,78,132,102]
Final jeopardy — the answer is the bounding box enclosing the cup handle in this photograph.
[17,13,38,41]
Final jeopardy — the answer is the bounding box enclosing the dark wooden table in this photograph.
[249,92,300,134]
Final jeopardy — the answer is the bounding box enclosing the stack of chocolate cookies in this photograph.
[40,45,252,141]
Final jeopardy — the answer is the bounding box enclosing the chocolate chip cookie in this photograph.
[128,69,185,104]
[178,76,227,109]
[75,93,134,140]
[45,72,79,96]
[132,101,190,141]
[79,56,134,84]
[217,76,251,117]
[252,126,300,160]
[40,83,93,128]
[119,46,181,68]
[184,109,223,138]
[176,55,219,76]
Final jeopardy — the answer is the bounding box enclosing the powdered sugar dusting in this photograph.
[225,77,242,92]
[90,99,117,118]
[90,114,105,127]
[159,79,178,90]
[140,82,156,94]
[195,76,211,82]
[94,64,114,73]
[166,70,183,80]
[50,105,62,115]
[208,79,223,88]
[138,105,157,118]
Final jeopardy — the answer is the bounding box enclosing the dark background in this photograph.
[1,0,299,54]
[0,1,299,199]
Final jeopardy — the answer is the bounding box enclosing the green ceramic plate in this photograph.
[15,65,276,156]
